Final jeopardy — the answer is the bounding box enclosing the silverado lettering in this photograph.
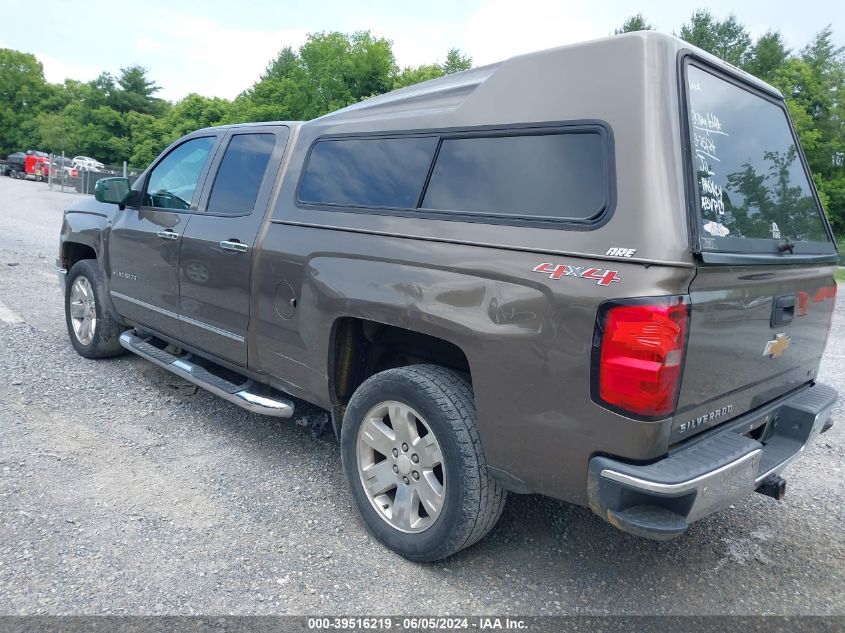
[679,405,734,434]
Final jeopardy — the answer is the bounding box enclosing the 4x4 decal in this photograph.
[533,262,621,287]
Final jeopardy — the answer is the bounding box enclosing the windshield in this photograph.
[685,64,833,254]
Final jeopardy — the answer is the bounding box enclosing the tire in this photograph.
[64,259,126,359]
[341,364,507,562]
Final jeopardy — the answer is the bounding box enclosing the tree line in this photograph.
[0,10,842,232]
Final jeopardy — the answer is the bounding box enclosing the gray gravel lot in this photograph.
[0,175,843,615]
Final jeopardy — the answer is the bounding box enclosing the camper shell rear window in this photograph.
[683,62,834,255]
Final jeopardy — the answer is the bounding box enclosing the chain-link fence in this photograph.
[47,153,145,194]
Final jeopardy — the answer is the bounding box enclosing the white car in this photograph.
[72,156,105,171]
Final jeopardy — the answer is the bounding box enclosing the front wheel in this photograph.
[64,260,126,358]
[341,364,507,561]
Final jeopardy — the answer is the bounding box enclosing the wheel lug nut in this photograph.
[402,476,409,485]
[392,465,399,474]
[401,443,409,452]
[411,454,419,463]
[392,448,399,457]
[412,471,419,480]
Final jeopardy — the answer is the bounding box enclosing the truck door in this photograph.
[108,135,219,335]
[177,126,289,366]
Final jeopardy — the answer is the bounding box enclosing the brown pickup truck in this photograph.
[58,32,838,561]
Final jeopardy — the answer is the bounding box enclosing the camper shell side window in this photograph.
[296,122,616,230]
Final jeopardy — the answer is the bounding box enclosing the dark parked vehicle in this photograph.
[57,32,838,561]
[4,152,26,178]
[52,155,79,178]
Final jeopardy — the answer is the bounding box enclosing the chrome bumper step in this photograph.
[119,331,294,418]
[588,383,837,541]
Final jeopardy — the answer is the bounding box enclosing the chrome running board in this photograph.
[119,330,294,418]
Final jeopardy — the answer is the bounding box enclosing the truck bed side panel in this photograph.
[252,223,695,503]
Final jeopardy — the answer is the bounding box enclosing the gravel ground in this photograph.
[0,176,843,616]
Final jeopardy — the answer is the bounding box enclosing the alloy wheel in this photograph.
[69,276,97,345]
[356,400,446,533]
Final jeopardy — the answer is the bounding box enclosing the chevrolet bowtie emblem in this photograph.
[764,332,791,358]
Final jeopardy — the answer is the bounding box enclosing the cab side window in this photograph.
[144,136,215,210]
[206,133,276,216]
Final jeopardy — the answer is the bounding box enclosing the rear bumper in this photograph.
[587,383,837,540]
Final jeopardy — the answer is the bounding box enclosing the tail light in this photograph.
[591,297,690,420]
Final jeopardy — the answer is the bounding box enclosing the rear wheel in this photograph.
[341,364,507,561]
[64,260,126,359]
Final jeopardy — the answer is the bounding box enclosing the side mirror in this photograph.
[94,177,131,206]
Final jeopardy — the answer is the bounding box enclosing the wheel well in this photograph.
[62,242,97,270]
[329,318,471,410]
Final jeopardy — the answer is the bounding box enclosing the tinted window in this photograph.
[207,134,276,215]
[686,65,830,250]
[145,136,215,210]
[422,133,606,220]
[299,137,438,208]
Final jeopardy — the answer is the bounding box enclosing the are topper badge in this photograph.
[533,262,621,287]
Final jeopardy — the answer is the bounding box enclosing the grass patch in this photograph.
[836,268,845,283]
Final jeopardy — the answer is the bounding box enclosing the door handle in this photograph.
[157,230,179,241]
[771,294,795,327]
[220,240,248,253]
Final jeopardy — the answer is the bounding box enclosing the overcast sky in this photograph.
[3,0,843,102]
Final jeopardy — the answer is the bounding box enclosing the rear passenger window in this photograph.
[298,137,438,208]
[207,133,276,216]
[422,133,606,220]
